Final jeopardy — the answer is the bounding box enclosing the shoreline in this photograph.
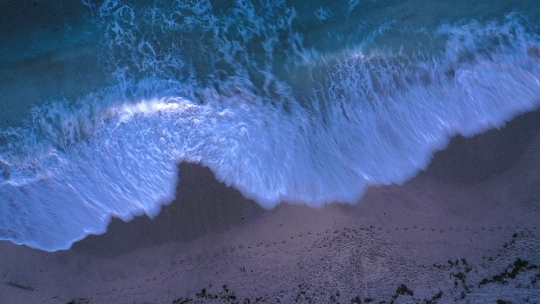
[1,110,539,302]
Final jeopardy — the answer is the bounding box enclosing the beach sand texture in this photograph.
[1,110,539,303]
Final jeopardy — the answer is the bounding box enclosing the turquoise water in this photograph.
[0,0,539,251]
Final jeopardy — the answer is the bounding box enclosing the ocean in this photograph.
[1,0,539,254]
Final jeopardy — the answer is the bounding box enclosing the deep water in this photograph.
[1,0,540,251]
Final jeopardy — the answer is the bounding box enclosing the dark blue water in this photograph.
[1,0,539,251]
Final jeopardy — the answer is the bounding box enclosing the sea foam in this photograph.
[1,1,540,251]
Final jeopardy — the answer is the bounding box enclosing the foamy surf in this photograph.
[1,1,540,251]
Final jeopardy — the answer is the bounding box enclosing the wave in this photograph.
[1,1,540,251]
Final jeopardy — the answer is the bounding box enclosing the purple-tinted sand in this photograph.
[1,110,540,303]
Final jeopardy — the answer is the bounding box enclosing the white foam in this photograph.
[1,3,540,251]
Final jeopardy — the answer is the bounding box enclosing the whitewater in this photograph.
[1,0,540,251]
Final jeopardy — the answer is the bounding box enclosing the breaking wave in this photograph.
[1,0,540,250]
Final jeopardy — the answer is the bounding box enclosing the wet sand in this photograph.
[1,110,540,303]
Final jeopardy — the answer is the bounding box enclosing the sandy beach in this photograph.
[1,109,539,303]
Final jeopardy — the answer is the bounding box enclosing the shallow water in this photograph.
[0,0,539,252]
